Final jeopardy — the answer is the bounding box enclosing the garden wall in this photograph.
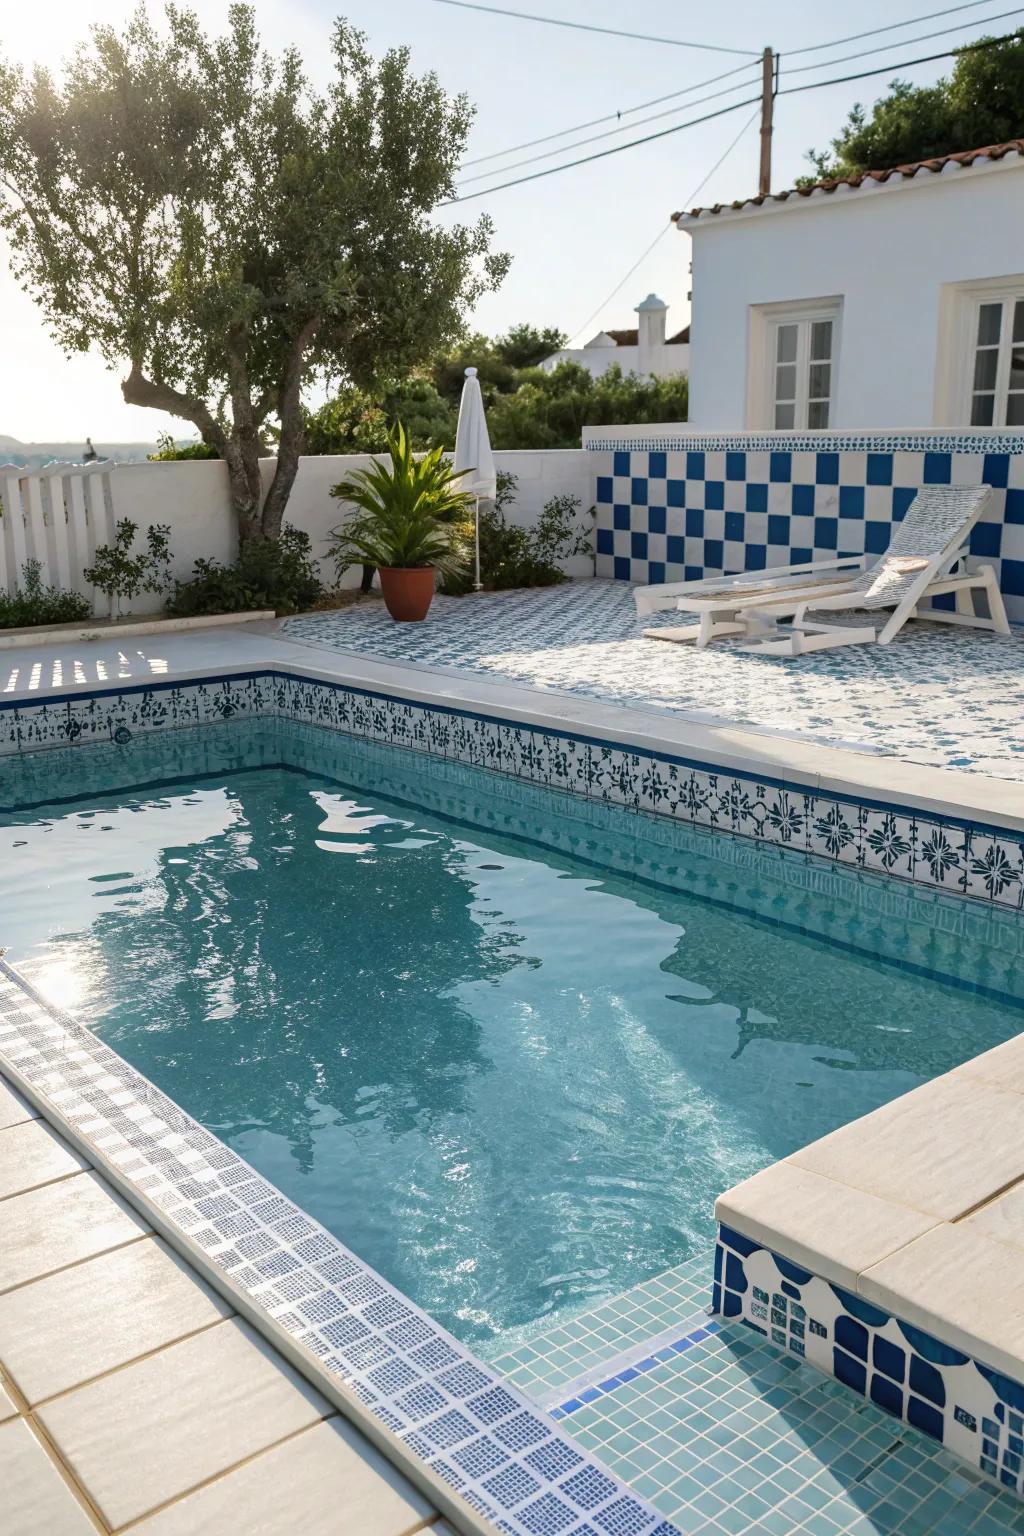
[583,425,1024,625]
[103,448,593,614]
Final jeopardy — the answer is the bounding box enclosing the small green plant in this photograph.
[83,520,173,616]
[0,560,93,629]
[327,424,472,580]
[442,471,594,593]
[167,526,324,617]
[147,431,219,461]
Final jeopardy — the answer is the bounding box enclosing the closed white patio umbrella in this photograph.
[453,366,496,591]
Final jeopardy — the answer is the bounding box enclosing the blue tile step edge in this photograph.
[1,666,1022,910]
[0,959,681,1536]
[544,1317,723,1418]
[713,1221,1024,1503]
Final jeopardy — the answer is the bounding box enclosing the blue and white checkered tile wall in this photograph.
[588,432,1024,624]
[715,1222,1024,1500]
[1,669,1022,908]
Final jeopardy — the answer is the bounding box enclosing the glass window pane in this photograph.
[1007,393,1024,426]
[809,363,831,400]
[973,349,999,391]
[810,320,833,361]
[977,302,1002,347]
[775,324,797,364]
[971,393,995,426]
[775,402,795,429]
[1009,347,1024,391]
[1013,299,1024,344]
[775,363,797,400]
[807,399,830,429]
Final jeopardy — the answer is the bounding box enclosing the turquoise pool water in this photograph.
[2,719,1022,1352]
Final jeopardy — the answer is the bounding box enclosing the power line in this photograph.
[788,0,1007,55]
[462,59,760,169]
[456,2,1014,186]
[778,24,1023,96]
[785,6,1024,75]
[426,0,759,57]
[440,95,762,204]
[455,74,763,186]
[564,109,760,345]
[441,26,1024,204]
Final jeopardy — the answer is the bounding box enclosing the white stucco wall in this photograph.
[540,342,689,380]
[102,448,594,613]
[682,156,1024,430]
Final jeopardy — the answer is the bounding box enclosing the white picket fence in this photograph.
[0,461,116,617]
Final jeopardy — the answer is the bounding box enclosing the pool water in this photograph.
[2,719,1022,1352]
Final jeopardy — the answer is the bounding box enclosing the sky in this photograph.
[0,0,1009,443]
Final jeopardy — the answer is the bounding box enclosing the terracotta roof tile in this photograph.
[672,139,1024,222]
[598,326,690,346]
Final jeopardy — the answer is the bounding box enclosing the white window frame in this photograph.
[747,297,843,431]
[938,275,1024,428]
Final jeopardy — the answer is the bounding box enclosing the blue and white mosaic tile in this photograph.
[282,582,1024,781]
[496,1254,1024,1534]
[584,431,1024,626]
[1,665,1021,909]
[715,1222,1024,1503]
[0,960,679,1536]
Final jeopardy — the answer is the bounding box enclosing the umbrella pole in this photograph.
[474,497,482,591]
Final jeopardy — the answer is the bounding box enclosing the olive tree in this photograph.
[0,5,508,542]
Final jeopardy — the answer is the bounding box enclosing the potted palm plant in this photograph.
[328,425,473,621]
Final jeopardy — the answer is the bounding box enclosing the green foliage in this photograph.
[148,432,219,462]
[431,323,568,407]
[305,347,688,456]
[327,424,471,578]
[0,561,92,629]
[803,32,1024,181]
[167,527,323,617]
[443,471,594,593]
[305,379,457,455]
[486,363,689,449]
[0,5,507,541]
[83,520,173,615]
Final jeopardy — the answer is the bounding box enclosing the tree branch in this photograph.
[120,364,227,453]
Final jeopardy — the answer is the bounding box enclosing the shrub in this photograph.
[442,472,593,593]
[83,520,173,615]
[0,560,92,629]
[147,431,219,461]
[167,526,324,617]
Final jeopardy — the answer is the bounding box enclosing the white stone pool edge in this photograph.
[714,1034,1024,1502]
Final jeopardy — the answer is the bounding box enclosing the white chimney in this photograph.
[635,293,667,375]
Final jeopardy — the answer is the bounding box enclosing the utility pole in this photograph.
[758,46,774,197]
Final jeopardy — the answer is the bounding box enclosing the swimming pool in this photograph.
[3,716,1022,1355]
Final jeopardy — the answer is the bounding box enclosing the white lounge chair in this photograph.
[636,556,868,648]
[634,484,1007,652]
[740,484,1009,655]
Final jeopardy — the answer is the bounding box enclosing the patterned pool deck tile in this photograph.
[492,1257,1024,1536]
[283,582,1024,781]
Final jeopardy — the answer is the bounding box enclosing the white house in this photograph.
[675,140,1024,431]
[540,293,689,380]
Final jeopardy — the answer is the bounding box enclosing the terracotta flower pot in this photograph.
[378,566,437,622]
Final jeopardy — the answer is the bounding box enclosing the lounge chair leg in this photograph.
[985,568,1012,635]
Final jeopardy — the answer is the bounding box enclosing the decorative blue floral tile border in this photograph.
[0,667,1021,909]
[584,430,1024,624]
[0,961,680,1536]
[714,1222,1024,1502]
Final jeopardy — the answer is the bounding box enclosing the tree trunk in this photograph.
[260,319,319,542]
[222,437,265,545]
